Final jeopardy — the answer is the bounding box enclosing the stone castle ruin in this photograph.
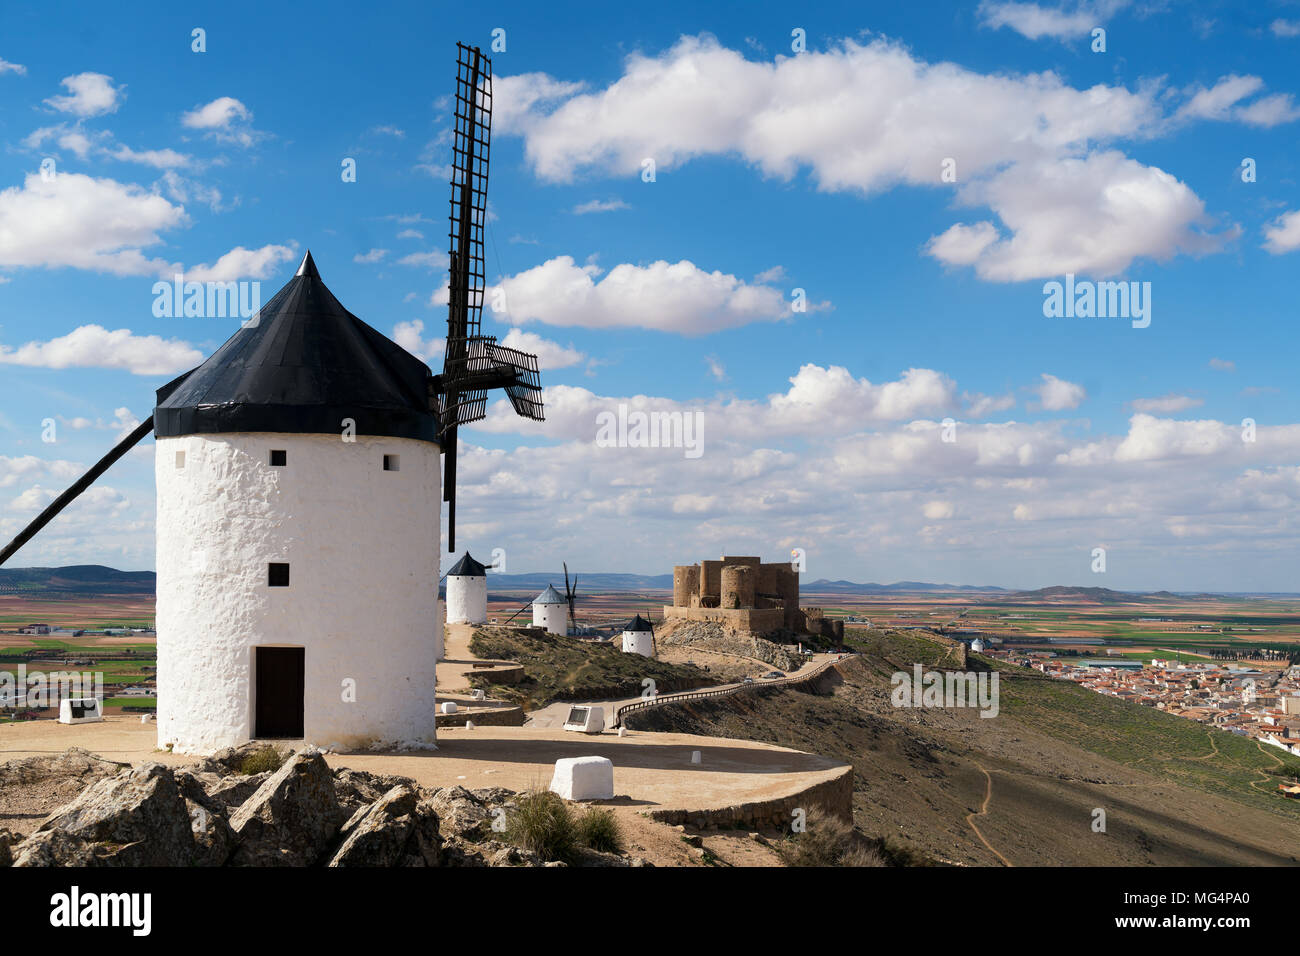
[665,554,843,642]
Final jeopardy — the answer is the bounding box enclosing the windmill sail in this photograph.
[436,43,544,552]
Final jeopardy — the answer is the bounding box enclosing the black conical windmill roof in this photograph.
[154,252,439,442]
[447,552,488,577]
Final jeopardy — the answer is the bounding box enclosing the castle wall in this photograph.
[700,560,723,606]
[672,565,700,607]
[720,565,755,609]
[663,605,785,633]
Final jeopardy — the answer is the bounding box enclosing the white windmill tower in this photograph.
[532,585,568,636]
[621,614,655,657]
[151,252,446,753]
[446,552,489,626]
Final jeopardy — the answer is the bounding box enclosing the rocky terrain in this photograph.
[0,744,651,867]
[654,618,805,671]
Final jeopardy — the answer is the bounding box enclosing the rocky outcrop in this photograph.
[655,619,803,671]
[327,784,441,867]
[3,748,646,868]
[228,751,340,866]
[35,763,199,866]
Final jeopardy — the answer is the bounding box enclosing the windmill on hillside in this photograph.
[0,42,544,755]
[433,41,545,552]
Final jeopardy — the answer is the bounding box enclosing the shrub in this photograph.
[576,807,624,854]
[505,790,579,863]
[776,806,890,867]
[238,745,286,776]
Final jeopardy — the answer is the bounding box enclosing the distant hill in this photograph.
[803,579,1007,594]
[0,565,155,596]
[477,572,673,594]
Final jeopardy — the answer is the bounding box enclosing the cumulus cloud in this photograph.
[0,325,203,375]
[44,72,122,117]
[0,172,185,276]
[0,58,26,75]
[181,97,260,146]
[184,245,297,281]
[493,255,792,334]
[927,152,1220,280]
[499,328,584,370]
[1263,210,1300,254]
[1176,75,1300,128]
[497,34,1234,281]
[397,250,450,270]
[393,320,445,363]
[1032,373,1085,410]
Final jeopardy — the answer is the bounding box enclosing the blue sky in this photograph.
[1,0,1298,590]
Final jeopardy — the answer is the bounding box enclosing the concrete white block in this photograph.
[440,701,458,714]
[549,756,614,801]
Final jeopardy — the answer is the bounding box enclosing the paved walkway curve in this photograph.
[965,762,1013,867]
[612,654,850,727]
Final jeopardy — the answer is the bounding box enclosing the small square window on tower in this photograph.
[268,563,291,587]
[383,454,400,472]
[175,450,186,469]
[270,449,287,467]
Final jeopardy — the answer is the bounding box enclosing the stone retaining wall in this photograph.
[646,764,853,831]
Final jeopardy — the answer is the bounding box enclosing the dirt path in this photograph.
[1249,740,1286,794]
[964,762,1013,867]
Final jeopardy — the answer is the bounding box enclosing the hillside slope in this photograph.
[626,630,1300,866]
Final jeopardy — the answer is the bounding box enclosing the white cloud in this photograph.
[499,328,584,370]
[354,248,389,264]
[1130,394,1203,414]
[0,58,25,75]
[396,229,424,240]
[1209,357,1235,371]
[0,325,203,375]
[927,152,1220,280]
[964,391,1016,417]
[705,355,727,381]
[109,144,192,169]
[1033,373,1085,410]
[1263,210,1300,254]
[494,255,791,334]
[397,250,450,270]
[181,97,259,146]
[0,172,186,276]
[1176,75,1300,128]
[977,1,1126,40]
[922,500,955,520]
[498,35,1229,281]
[572,198,629,215]
[44,73,122,117]
[1270,19,1300,38]
[185,244,297,281]
[393,320,445,363]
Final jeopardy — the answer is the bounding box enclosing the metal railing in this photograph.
[612,654,854,727]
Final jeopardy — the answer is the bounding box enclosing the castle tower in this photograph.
[446,552,489,626]
[153,252,442,754]
[621,614,655,656]
[532,584,568,635]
